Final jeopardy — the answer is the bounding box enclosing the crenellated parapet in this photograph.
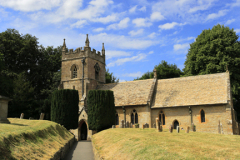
[62,34,105,64]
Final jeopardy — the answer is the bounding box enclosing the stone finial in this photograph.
[153,68,157,78]
[102,43,105,55]
[226,64,229,72]
[62,38,66,52]
[85,34,89,47]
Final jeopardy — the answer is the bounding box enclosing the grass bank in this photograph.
[92,128,240,160]
[0,118,74,160]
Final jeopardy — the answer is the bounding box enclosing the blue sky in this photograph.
[0,0,240,82]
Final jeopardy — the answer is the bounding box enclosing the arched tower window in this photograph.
[72,66,77,78]
[94,63,100,80]
[115,113,119,125]
[201,109,205,123]
[159,111,165,125]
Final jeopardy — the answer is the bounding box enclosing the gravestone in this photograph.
[159,125,162,132]
[169,125,173,133]
[20,113,24,119]
[156,118,160,131]
[144,123,149,128]
[176,126,180,133]
[39,113,45,120]
[120,120,124,128]
[130,123,132,128]
[112,125,115,129]
[0,96,12,124]
[126,121,129,128]
[186,126,190,133]
[153,123,156,128]
[29,117,34,120]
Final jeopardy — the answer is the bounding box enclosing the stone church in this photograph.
[59,34,239,140]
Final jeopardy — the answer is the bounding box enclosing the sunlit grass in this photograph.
[0,118,74,160]
[92,128,240,160]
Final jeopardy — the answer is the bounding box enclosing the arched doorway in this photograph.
[173,120,179,129]
[79,120,88,140]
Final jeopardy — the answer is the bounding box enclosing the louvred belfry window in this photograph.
[72,66,77,78]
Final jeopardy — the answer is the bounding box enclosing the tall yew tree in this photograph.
[183,24,240,120]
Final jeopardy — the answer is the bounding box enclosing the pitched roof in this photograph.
[96,79,154,106]
[151,72,229,108]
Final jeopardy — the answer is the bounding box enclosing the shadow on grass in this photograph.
[9,123,28,126]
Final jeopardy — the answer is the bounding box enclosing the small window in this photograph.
[135,113,138,124]
[72,66,77,78]
[201,110,205,123]
[159,111,165,125]
[116,114,119,125]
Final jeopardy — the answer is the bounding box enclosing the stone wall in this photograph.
[151,104,233,134]
[116,105,151,127]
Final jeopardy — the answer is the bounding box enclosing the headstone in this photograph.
[126,121,129,128]
[29,117,34,120]
[130,123,133,128]
[144,123,149,128]
[186,126,190,133]
[169,125,173,133]
[153,123,156,128]
[177,126,180,133]
[159,125,162,132]
[156,118,160,131]
[20,113,24,119]
[39,113,45,120]
[120,120,124,128]
[112,125,115,128]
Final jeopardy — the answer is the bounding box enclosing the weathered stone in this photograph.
[29,117,34,120]
[153,123,156,128]
[112,125,115,128]
[120,120,124,128]
[126,121,129,128]
[0,96,12,124]
[130,123,133,128]
[169,125,173,133]
[159,125,162,132]
[177,126,180,133]
[20,113,24,119]
[39,113,45,120]
[186,126,190,133]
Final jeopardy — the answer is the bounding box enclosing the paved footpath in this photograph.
[64,140,95,160]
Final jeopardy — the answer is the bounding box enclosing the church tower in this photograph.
[60,34,106,110]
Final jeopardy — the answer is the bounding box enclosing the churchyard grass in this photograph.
[92,128,240,160]
[0,118,74,160]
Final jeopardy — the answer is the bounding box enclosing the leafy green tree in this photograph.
[105,68,119,83]
[135,60,183,80]
[183,24,240,119]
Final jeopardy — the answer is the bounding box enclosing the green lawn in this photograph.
[92,128,240,160]
[0,118,74,160]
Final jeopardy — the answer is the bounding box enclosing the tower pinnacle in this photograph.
[85,34,89,47]
[102,43,105,55]
[62,38,66,53]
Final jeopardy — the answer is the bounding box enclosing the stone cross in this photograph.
[20,113,24,119]
[39,113,45,120]
[186,126,190,133]
[177,126,180,133]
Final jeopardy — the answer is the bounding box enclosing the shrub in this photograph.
[51,89,79,130]
[87,90,116,131]
[135,123,139,128]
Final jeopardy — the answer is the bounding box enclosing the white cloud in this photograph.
[108,53,147,67]
[226,0,240,7]
[139,6,146,12]
[122,71,143,77]
[225,19,235,25]
[70,20,87,28]
[148,32,156,39]
[128,29,144,36]
[107,17,130,30]
[105,50,131,59]
[150,12,164,21]
[176,37,195,43]
[174,43,189,51]
[235,29,240,33]
[93,28,104,32]
[119,79,127,82]
[92,14,119,24]
[159,22,186,30]
[129,5,138,13]
[132,18,152,27]
[0,0,62,12]
[206,9,228,21]
[148,51,154,54]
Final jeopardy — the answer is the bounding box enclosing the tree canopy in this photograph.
[105,68,119,83]
[183,24,240,118]
[135,60,183,80]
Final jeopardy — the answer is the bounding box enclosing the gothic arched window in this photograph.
[94,63,100,80]
[115,113,119,125]
[72,66,77,78]
[201,109,205,123]
[135,113,138,124]
[159,111,165,125]
[131,113,134,124]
